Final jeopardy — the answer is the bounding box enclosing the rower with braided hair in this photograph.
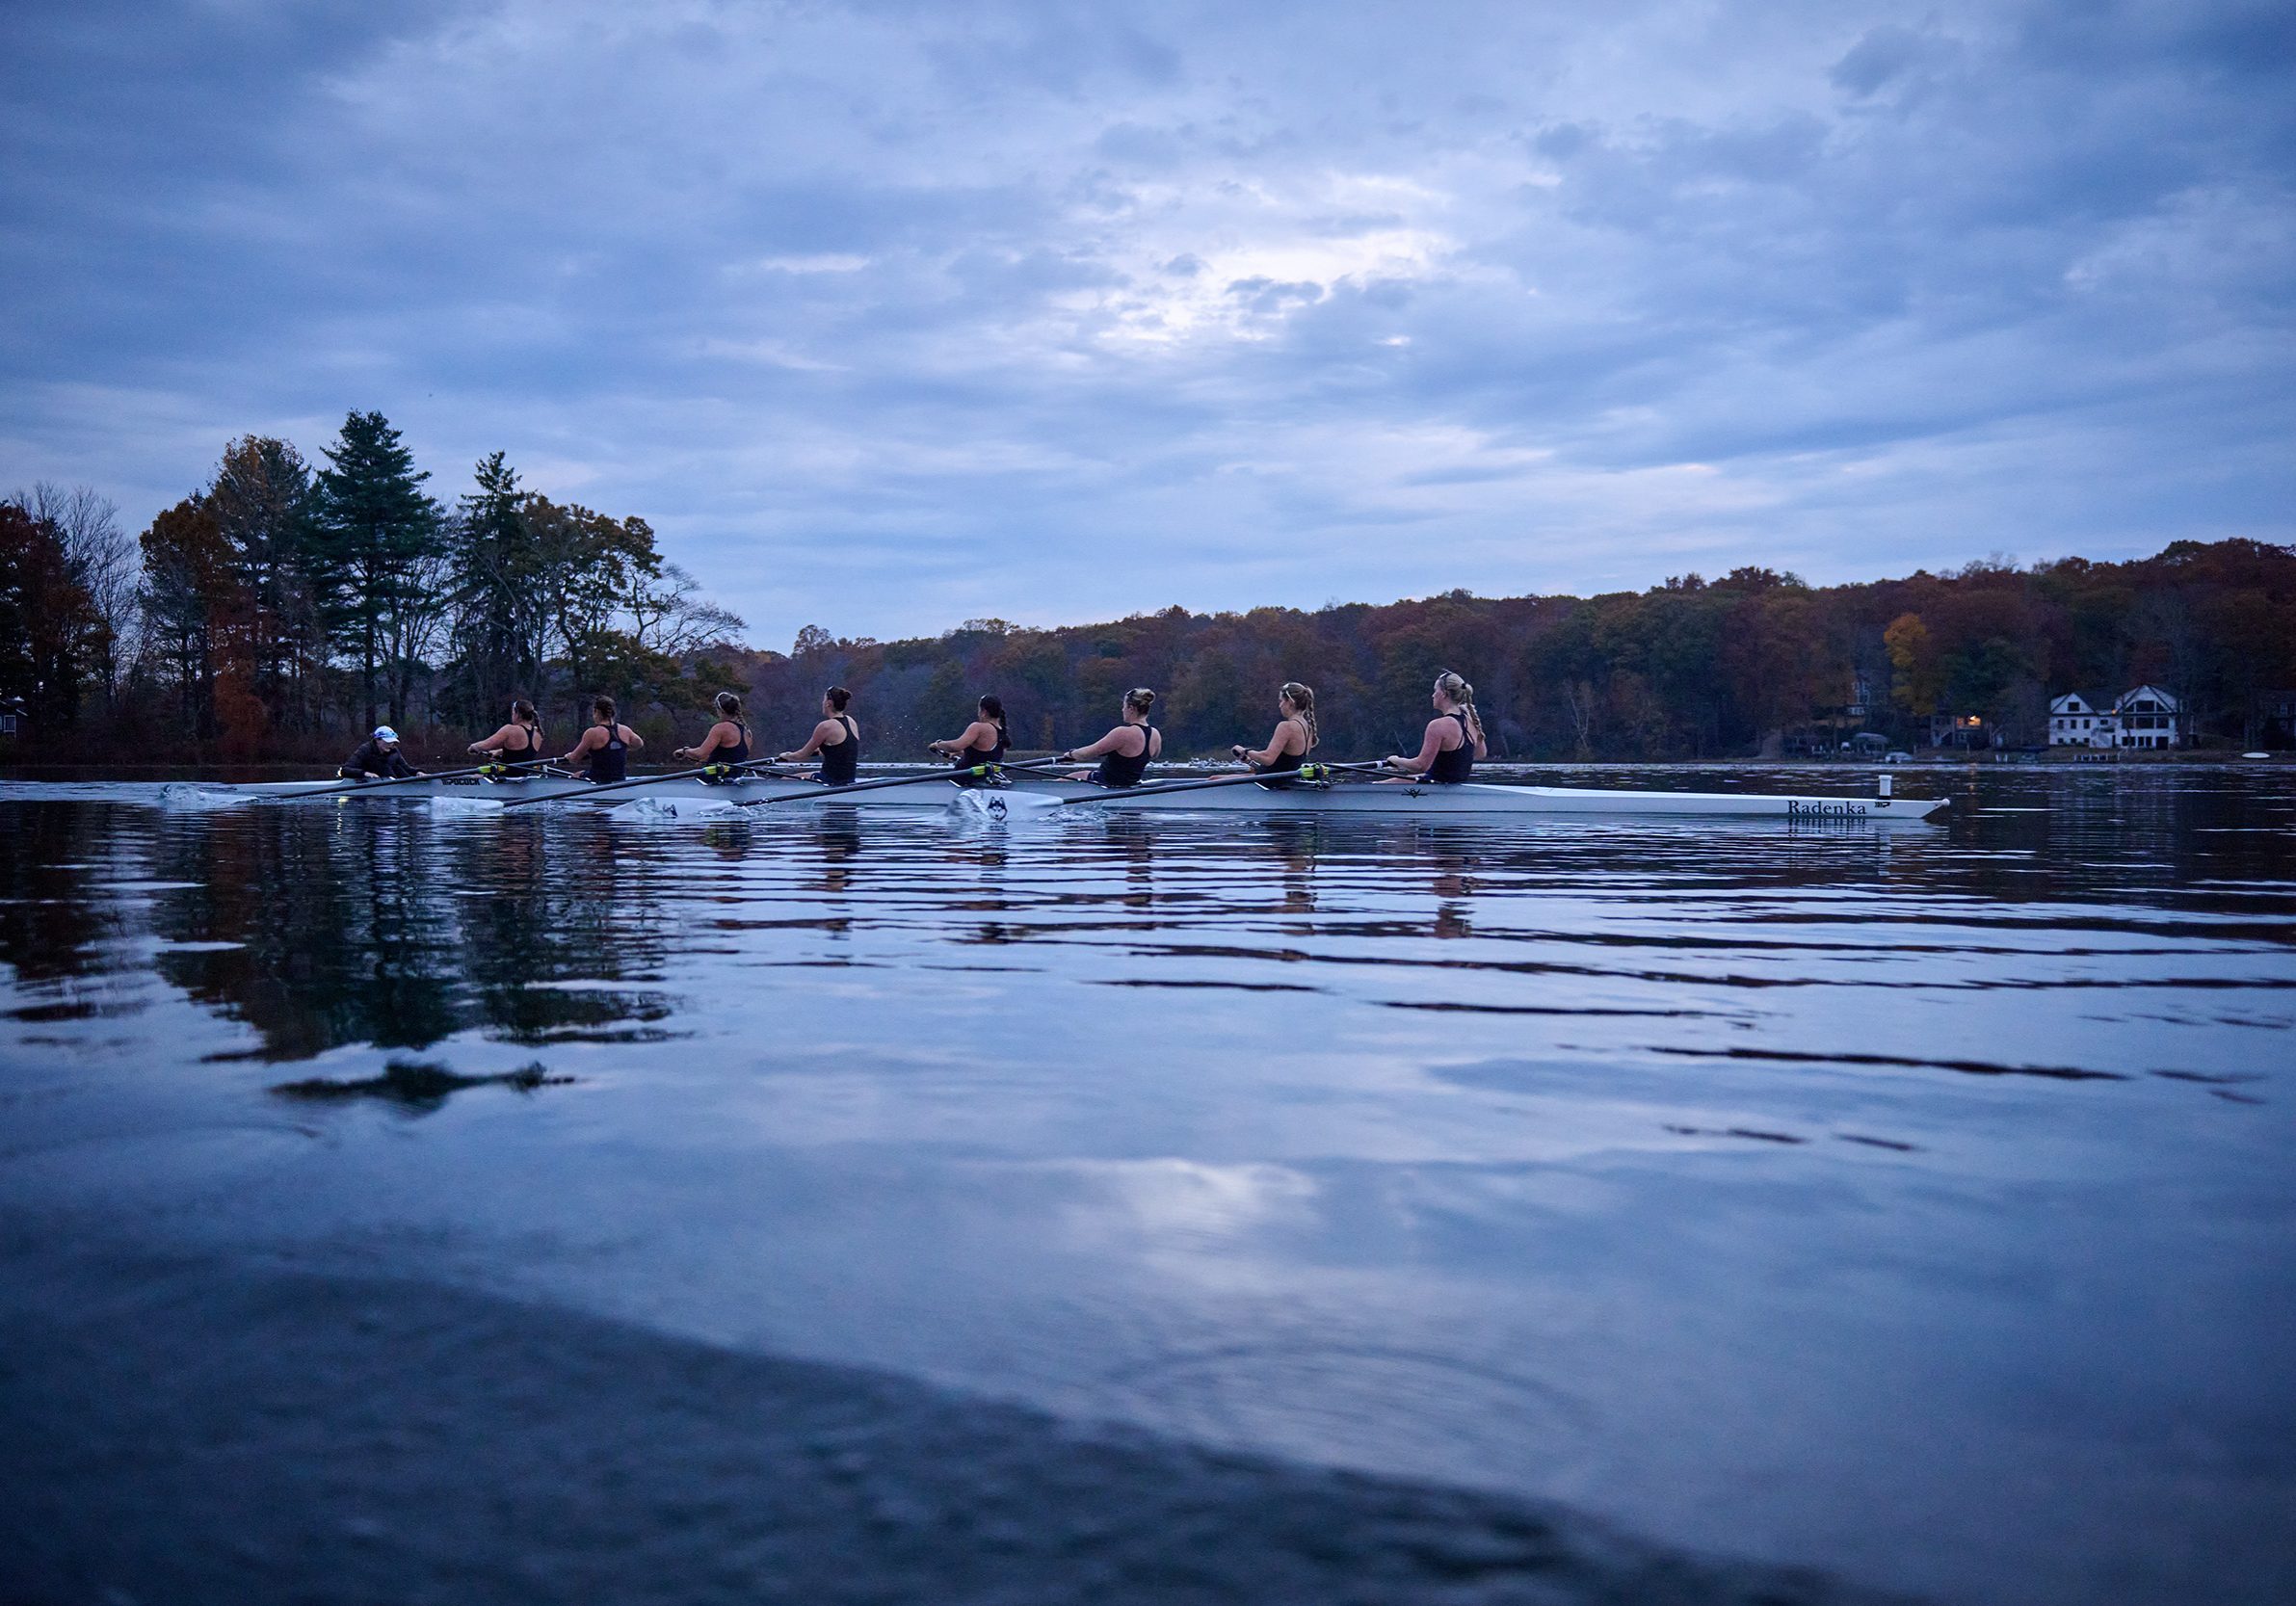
[1231,682,1317,785]
[1382,671,1487,783]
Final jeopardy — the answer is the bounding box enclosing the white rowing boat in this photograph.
[201,770,1949,820]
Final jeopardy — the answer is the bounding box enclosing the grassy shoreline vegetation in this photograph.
[4,417,2291,764]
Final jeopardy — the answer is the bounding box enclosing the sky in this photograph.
[2,0,2290,650]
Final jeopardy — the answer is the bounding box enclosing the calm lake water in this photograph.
[3,764,2291,1604]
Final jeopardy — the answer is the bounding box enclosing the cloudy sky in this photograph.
[3,0,2289,648]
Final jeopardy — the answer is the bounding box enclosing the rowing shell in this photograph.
[209,773,1949,820]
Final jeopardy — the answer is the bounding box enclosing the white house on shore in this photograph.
[2048,686,2192,750]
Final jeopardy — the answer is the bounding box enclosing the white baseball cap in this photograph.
[374,726,400,743]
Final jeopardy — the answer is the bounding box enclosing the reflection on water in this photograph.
[1,766,2293,1606]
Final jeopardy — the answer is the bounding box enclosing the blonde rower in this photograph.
[1382,671,1487,783]
[674,692,751,766]
[1057,688,1162,788]
[1230,682,1317,777]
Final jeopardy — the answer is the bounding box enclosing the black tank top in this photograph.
[590,721,627,783]
[952,721,1007,788]
[1095,723,1154,788]
[502,722,541,767]
[717,722,750,765]
[1428,712,1474,784]
[819,715,858,785]
[1254,718,1308,783]
[956,724,1008,766]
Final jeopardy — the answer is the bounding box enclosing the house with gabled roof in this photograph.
[2049,687,2191,750]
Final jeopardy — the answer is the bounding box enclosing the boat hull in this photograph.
[220,774,1948,820]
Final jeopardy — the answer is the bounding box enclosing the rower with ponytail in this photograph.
[1382,670,1488,783]
[1231,682,1318,784]
[1057,687,1163,788]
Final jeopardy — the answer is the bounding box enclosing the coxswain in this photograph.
[1230,682,1316,779]
[467,699,545,773]
[340,725,418,780]
[1382,671,1487,783]
[779,686,861,785]
[560,696,644,782]
[674,691,752,770]
[1058,687,1161,787]
[928,695,1008,785]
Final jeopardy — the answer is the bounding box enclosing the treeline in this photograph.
[2,412,744,759]
[723,540,2296,759]
[9,443,2290,764]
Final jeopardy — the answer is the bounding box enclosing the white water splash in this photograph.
[158,782,252,811]
[612,796,739,823]
[427,796,507,816]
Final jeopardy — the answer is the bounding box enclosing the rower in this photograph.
[779,686,861,785]
[928,695,1008,786]
[467,699,545,773]
[340,725,418,780]
[1230,682,1316,782]
[1058,687,1161,787]
[560,696,644,782]
[1382,671,1488,783]
[674,692,752,771]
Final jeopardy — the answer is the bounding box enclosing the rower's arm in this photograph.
[1386,719,1448,774]
[1060,726,1123,762]
[1233,724,1298,768]
[560,729,598,766]
[931,720,987,755]
[623,726,646,750]
[675,722,731,762]
[467,723,515,756]
[780,719,836,762]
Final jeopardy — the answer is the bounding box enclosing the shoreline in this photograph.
[0,751,2281,784]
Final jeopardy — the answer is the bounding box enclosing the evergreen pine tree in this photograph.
[446,452,544,724]
[310,411,442,731]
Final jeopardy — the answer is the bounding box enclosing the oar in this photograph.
[732,755,1087,809]
[497,756,788,809]
[260,759,502,802]
[1057,764,1336,806]
[730,762,1015,807]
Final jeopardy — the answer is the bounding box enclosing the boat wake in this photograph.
[158,782,251,811]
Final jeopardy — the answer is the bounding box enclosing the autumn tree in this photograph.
[0,498,110,732]
[206,436,325,731]
[136,499,240,738]
[1884,613,1940,716]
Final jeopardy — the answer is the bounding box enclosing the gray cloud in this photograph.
[1,0,2289,648]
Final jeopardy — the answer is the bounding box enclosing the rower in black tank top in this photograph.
[1254,717,1310,787]
[505,720,542,774]
[952,722,1007,787]
[1428,712,1474,784]
[719,722,750,765]
[819,715,858,784]
[591,720,627,784]
[1095,724,1154,788]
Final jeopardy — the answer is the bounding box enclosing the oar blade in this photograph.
[949,788,1062,822]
